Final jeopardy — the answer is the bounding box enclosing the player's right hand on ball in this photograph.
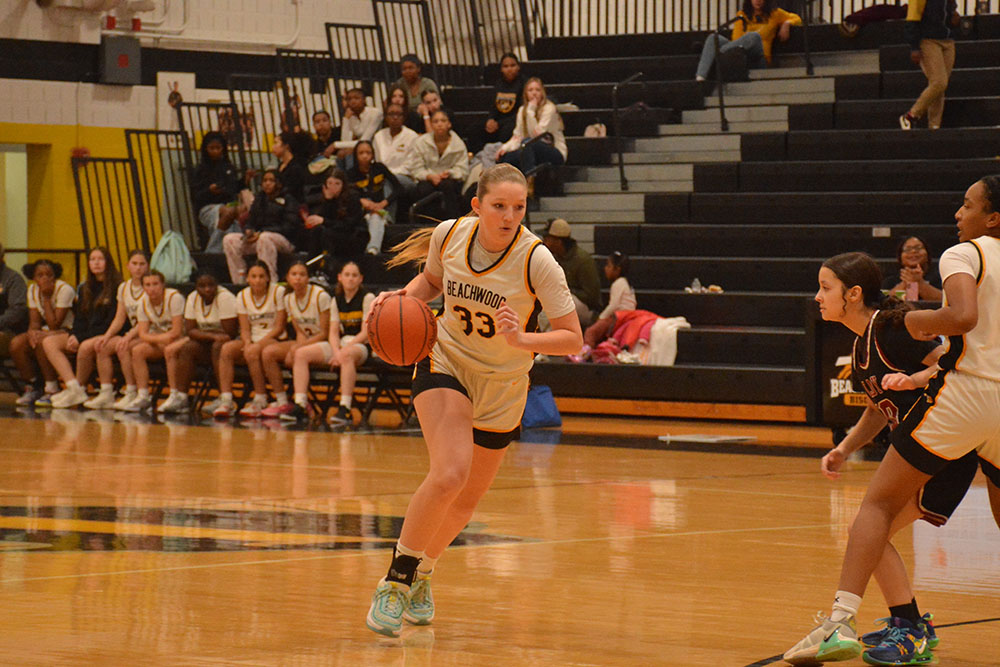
[367,289,406,331]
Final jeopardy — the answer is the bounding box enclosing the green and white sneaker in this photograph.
[784,614,862,665]
[403,572,434,625]
[366,579,409,637]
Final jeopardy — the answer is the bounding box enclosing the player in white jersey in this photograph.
[157,273,239,414]
[213,261,288,419]
[10,259,76,407]
[282,260,375,424]
[76,250,150,409]
[119,270,185,412]
[259,262,333,418]
[786,175,1000,665]
[365,163,581,637]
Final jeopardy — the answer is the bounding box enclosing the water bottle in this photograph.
[691,277,702,292]
[906,281,919,301]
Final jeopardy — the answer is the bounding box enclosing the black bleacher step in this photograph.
[623,256,895,293]
[645,191,962,225]
[695,158,998,193]
[444,80,703,113]
[835,68,1000,101]
[594,224,957,258]
[880,39,1000,71]
[481,55,700,87]
[451,108,668,141]
[827,96,1000,130]
[742,128,1000,162]
[629,290,811,328]
[530,360,804,406]
[675,326,804,367]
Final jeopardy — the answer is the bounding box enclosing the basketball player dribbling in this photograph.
[365,163,583,637]
[786,252,983,665]
[786,175,1000,665]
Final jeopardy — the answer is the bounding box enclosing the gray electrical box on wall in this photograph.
[99,36,141,85]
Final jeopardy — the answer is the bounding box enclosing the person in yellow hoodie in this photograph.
[695,0,802,82]
[899,0,957,130]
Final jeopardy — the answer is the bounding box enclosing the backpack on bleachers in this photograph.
[150,230,196,284]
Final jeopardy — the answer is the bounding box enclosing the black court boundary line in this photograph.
[743,617,1000,667]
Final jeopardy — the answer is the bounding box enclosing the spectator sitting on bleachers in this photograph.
[305,168,368,266]
[45,247,122,408]
[469,52,524,154]
[272,131,308,204]
[416,89,444,134]
[385,83,426,135]
[882,235,943,301]
[11,260,75,407]
[119,270,185,412]
[223,168,300,285]
[570,250,637,361]
[286,259,374,426]
[542,219,602,328]
[82,249,149,410]
[210,261,287,419]
[406,109,471,221]
[313,109,339,159]
[0,243,29,362]
[899,0,957,130]
[498,78,568,182]
[393,54,439,115]
[157,272,238,414]
[259,261,333,419]
[348,140,401,256]
[373,102,419,194]
[192,132,241,253]
[695,0,802,82]
[333,87,384,164]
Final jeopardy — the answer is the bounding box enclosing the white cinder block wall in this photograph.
[0,79,157,129]
[0,0,373,52]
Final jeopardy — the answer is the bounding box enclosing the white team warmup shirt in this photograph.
[284,284,332,339]
[136,288,185,335]
[28,279,76,331]
[184,288,238,333]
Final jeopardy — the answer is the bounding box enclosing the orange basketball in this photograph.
[367,294,437,366]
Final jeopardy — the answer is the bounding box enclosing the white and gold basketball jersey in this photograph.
[116,280,146,327]
[939,236,1000,381]
[237,284,286,343]
[284,284,332,338]
[184,288,237,333]
[435,217,552,378]
[28,279,76,331]
[137,288,185,335]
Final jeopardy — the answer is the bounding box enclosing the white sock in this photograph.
[831,590,862,622]
[275,392,288,404]
[254,393,269,405]
[294,393,307,407]
[340,395,352,409]
[417,555,437,575]
[171,389,185,399]
[66,379,81,391]
[696,75,706,82]
[137,388,150,399]
[100,383,114,394]
[44,381,60,393]
[125,384,137,394]
[220,392,233,402]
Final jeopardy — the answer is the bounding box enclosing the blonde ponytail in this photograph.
[386,227,436,269]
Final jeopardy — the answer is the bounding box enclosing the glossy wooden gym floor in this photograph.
[0,410,996,666]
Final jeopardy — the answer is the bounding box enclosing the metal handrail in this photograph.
[712,16,746,133]
[612,71,643,192]
[408,190,444,224]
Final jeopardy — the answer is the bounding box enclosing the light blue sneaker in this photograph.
[403,572,434,625]
[34,393,54,409]
[366,579,408,637]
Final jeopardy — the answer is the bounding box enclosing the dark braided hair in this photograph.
[822,252,911,331]
[979,174,1000,213]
